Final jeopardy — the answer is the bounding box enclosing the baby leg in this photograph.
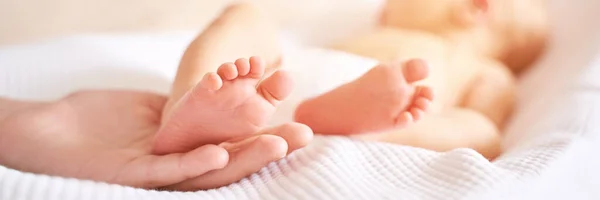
[354,108,502,159]
[153,4,298,154]
[165,3,282,114]
[355,63,516,159]
[154,57,295,154]
[294,59,434,134]
[461,62,516,127]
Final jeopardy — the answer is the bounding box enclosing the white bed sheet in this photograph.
[2,0,600,199]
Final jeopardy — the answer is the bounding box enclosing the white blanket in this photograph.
[2,0,600,199]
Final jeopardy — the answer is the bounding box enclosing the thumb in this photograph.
[116,144,229,189]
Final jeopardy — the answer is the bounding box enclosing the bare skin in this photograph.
[152,4,295,155]
[318,28,508,158]
[295,59,434,134]
[163,3,282,114]
[154,57,294,154]
[154,0,536,160]
[0,91,309,190]
[0,0,546,190]
[0,4,313,191]
[293,0,546,159]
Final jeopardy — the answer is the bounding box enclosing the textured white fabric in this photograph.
[2,0,600,199]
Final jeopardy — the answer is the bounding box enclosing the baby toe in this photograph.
[217,62,239,80]
[234,58,251,76]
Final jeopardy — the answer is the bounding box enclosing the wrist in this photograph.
[0,97,33,122]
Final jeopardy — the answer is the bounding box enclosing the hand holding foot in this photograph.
[152,3,313,189]
[294,59,434,134]
[153,57,294,154]
[0,90,312,190]
[163,123,312,191]
[152,55,312,189]
[0,91,230,189]
[0,3,313,191]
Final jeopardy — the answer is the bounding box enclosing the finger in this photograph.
[116,144,229,189]
[260,122,313,154]
[164,135,288,191]
[221,122,313,154]
[218,135,260,152]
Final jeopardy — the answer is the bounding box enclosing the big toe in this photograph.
[403,59,429,83]
[257,70,294,105]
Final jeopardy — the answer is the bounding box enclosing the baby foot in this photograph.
[153,56,293,154]
[294,59,434,135]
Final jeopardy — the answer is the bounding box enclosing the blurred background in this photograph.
[0,0,233,44]
[0,0,381,45]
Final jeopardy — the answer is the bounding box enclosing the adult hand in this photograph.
[0,90,311,190]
